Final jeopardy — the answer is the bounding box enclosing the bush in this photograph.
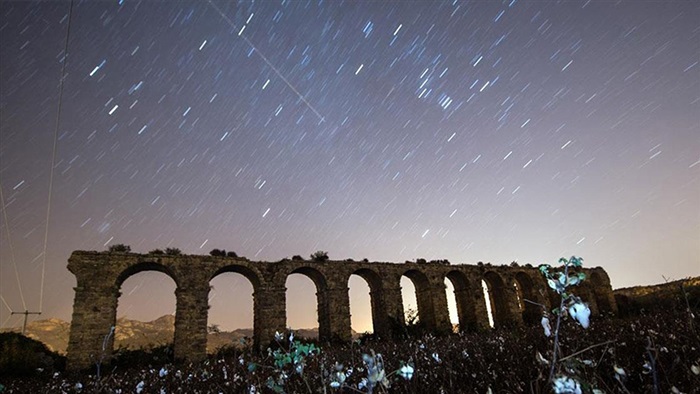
[310,251,329,262]
[108,244,131,253]
[0,333,65,376]
[292,255,304,261]
[112,344,173,369]
[165,248,181,256]
[148,249,164,255]
[226,251,238,258]
[210,249,226,257]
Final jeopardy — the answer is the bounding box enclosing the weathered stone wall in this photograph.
[66,251,617,371]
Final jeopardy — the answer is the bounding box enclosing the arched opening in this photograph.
[400,276,418,324]
[444,279,459,331]
[514,272,540,326]
[208,270,255,352]
[481,280,495,328]
[286,267,328,339]
[401,270,435,329]
[348,275,372,335]
[589,272,613,314]
[482,272,511,328]
[116,264,178,351]
[445,271,478,332]
[349,269,383,335]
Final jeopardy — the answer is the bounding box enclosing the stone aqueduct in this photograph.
[66,251,617,370]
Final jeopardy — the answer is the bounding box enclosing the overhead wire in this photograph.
[39,0,74,314]
[1,294,13,314]
[0,183,27,310]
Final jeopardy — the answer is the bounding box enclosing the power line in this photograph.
[0,183,27,310]
[1,294,13,314]
[39,0,74,314]
[207,0,326,123]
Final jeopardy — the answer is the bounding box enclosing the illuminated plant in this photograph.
[539,256,593,392]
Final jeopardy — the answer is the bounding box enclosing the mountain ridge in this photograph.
[0,315,356,355]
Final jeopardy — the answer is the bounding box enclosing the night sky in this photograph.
[1,0,698,333]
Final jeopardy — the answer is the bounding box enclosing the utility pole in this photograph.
[11,310,41,335]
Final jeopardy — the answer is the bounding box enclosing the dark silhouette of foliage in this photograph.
[416,258,427,264]
[165,247,181,256]
[310,251,329,262]
[111,344,173,370]
[429,259,451,265]
[108,244,131,253]
[226,251,238,258]
[148,249,164,255]
[210,249,226,257]
[292,255,304,261]
[0,333,65,376]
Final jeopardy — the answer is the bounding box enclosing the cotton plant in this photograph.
[359,351,389,393]
[538,256,602,392]
[258,330,319,393]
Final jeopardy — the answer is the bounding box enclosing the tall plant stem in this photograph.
[548,262,569,382]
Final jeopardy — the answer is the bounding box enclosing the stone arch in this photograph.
[445,270,477,332]
[287,266,330,340]
[482,271,512,328]
[116,261,179,289]
[401,269,436,329]
[350,268,385,335]
[208,265,261,348]
[513,272,540,326]
[589,272,613,314]
[113,262,179,356]
[211,264,262,290]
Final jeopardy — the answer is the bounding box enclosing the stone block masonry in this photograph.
[65,251,617,371]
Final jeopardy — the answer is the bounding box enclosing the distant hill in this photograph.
[0,315,357,355]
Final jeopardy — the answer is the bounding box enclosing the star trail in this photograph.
[1,0,698,332]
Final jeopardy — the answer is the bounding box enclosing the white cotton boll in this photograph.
[399,364,414,380]
[541,316,552,337]
[552,376,582,394]
[568,302,591,329]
